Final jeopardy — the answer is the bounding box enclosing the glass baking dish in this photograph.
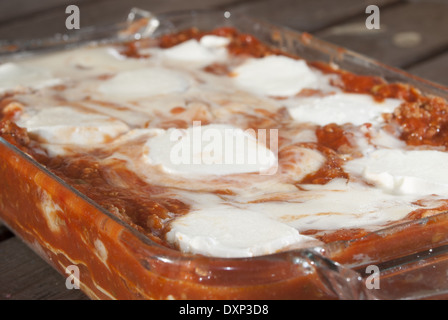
[1,8,448,300]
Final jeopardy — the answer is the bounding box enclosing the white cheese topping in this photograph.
[248,179,420,231]
[143,123,278,176]
[14,47,148,80]
[199,35,231,48]
[161,37,229,66]
[17,106,129,145]
[344,149,448,195]
[166,206,316,258]
[0,62,61,93]
[232,55,321,97]
[66,47,143,72]
[97,67,190,100]
[8,39,444,258]
[286,93,402,126]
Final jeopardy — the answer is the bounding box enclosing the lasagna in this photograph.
[1,27,448,259]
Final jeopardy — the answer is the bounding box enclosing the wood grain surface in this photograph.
[0,237,88,300]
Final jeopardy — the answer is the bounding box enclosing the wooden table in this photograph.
[0,0,447,300]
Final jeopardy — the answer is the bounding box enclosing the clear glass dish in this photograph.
[1,8,448,300]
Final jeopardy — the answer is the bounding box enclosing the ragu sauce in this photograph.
[1,26,448,259]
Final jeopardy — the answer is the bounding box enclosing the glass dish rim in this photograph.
[1,7,447,268]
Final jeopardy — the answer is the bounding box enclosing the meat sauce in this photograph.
[1,26,448,248]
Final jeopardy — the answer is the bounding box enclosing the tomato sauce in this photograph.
[1,26,448,300]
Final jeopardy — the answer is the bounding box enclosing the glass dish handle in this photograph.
[0,8,160,56]
[292,246,448,300]
[293,249,378,300]
[356,245,448,300]
[121,8,160,40]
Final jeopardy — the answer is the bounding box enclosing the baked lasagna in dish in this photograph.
[1,26,448,262]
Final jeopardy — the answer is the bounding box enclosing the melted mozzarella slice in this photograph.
[249,179,420,231]
[66,47,144,72]
[97,67,190,100]
[166,206,315,258]
[161,36,229,66]
[287,93,402,126]
[0,62,61,93]
[199,35,231,47]
[231,55,320,97]
[17,106,129,145]
[143,124,278,176]
[344,149,448,195]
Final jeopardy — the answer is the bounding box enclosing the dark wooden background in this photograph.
[0,0,447,300]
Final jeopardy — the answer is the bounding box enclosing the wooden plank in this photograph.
[0,237,89,300]
[407,51,448,87]
[226,0,401,32]
[0,0,244,41]
[315,1,448,68]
